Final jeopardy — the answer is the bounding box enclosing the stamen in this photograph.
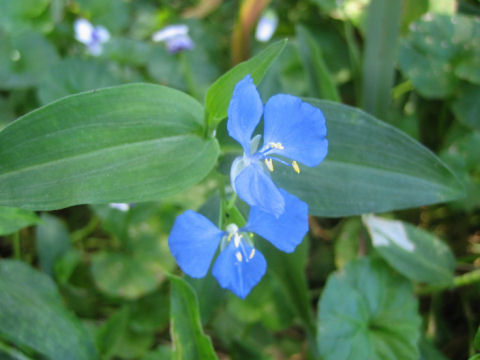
[249,249,255,259]
[233,233,241,248]
[235,251,243,262]
[264,158,274,172]
[268,142,284,150]
[292,160,300,174]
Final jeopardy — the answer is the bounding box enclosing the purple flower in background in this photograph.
[152,24,195,54]
[74,18,110,56]
[168,189,308,298]
[228,75,328,218]
[109,203,130,212]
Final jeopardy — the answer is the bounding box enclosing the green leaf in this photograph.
[0,260,97,360]
[0,30,59,90]
[96,307,130,359]
[35,213,72,276]
[0,206,39,235]
[0,0,50,32]
[398,14,480,98]
[317,257,421,360]
[296,25,340,101]
[273,100,464,217]
[37,58,124,105]
[455,56,480,85]
[0,83,219,210]
[363,214,456,285]
[452,84,480,131]
[205,39,287,127]
[418,337,449,360]
[169,275,218,360]
[334,217,363,269]
[361,0,402,118]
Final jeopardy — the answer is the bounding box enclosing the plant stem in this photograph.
[417,269,480,295]
[71,217,100,243]
[12,232,20,259]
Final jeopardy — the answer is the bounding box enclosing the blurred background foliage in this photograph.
[0,0,480,359]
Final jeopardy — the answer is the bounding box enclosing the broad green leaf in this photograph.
[0,206,39,235]
[455,56,480,85]
[0,0,50,32]
[96,307,130,359]
[37,58,124,105]
[363,214,456,285]
[129,290,170,333]
[317,257,421,360]
[169,275,218,360]
[75,0,129,32]
[103,38,152,66]
[0,84,220,210]
[0,30,59,90]
[296,25,340,101]
[398,14,480,98]
[273,100,464,217]
[0,260,97,360]
[206,39,287,126]
[35,213,72,276]
[361,0,402,118]
[452,84,480,131]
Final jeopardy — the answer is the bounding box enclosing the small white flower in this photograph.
[255,10,278,42]
[109,203,130,212]
[152,24,194,54]
[74,18,110,56]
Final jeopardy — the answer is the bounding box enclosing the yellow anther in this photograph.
[249,249,255,259]
[292,161,300,174]
[268,142,284,150]
[235,251,243,262]
[264,158,274,172]
[227,233,233,242]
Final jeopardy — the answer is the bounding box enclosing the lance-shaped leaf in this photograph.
[273,100,464,217]
[0,84,219,210]
[0,206,39,235]
[206,39,286,127]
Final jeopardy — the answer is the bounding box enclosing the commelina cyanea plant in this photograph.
[168,74,328,298]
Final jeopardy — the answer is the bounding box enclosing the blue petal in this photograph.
[212,240,266,299]
[263,94,328,167]
[234,162,285,218]
[245,189,308,253]
[168,210,224,278]
[227,75,264,154]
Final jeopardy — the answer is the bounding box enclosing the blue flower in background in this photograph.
[228,75,328,218]
[168,190,308,298]
[152,24,195,54]
[255,9,279,42]
[74,18,110,56]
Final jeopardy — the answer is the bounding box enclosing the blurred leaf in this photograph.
[0,30,59,90]
[170,275,218,360]
[452,84,480,131]
[317,257,421,360]
[112,328,154,359]
[0,340,33,360]
[0,0,50,32]
[418,337,449,360]
[273,100,464,217]
[36,213,72,276]
[296,25,340,101]
[361,0,402,118]
[147,47,186,90]
[475,323,480,351]
[455,56,480,84]
[0,206,39,236]
[37,58,124,105]
[0,84,219,210]
[310,0,370,28]
[429,0,456,14]
[103,38,152,66]
[75,0,130,32]
[142,345,172,360]
[129,290,170,333]
[91,231,169,300]
[363,214,456,285]
[96,307,129,359]
[400,0,428,34]
[334,217,362,269]
[206,39,287,127]
[398,14,480,98]
[0,260,97,360]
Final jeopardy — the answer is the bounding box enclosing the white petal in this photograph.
[255,11,278,42]
[152,24,189,42]
[74,18,94,44]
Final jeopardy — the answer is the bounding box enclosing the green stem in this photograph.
[12,232,20,259]
[417,270,480,295]
[71,217,100,243]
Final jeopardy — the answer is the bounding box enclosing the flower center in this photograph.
[224,224,256,263]
[255,141,300,174]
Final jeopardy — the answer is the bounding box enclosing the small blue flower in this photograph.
[168,190,308,298]
[152,24,195,54]
[74,18,110,56]
[228,75,328,217]
[255,9,279,42]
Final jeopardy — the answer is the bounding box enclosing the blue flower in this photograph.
[168,190,308,299]
[74,18,110,56]
[255,9,279,42]
[228,75,328,218]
